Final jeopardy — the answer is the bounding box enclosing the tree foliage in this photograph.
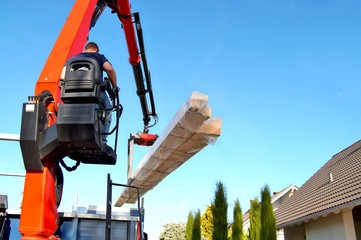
[201,205,213,240]
[212,181,228,240]
[248,199,261,240]
[186,211,194,240]
[232,198,244,240]
[159,222,186,240]
[192,209,202,240]
[260,185,277,240]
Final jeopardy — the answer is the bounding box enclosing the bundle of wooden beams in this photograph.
[115,92,222,207]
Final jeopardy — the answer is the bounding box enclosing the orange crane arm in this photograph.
[109,0,158,131]
[20,1,98,238]
[19,0,156,239]
[35,0,98,125]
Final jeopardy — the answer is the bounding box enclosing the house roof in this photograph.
[275,140,361,228]
[242,184,298,224]
[271,184,298,205]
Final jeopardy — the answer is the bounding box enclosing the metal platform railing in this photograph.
[106,174,144,240]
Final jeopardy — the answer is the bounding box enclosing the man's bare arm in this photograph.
[103,61,117,87]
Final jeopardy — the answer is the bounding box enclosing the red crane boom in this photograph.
[19,1,157,239]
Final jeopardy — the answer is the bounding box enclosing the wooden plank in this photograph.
[115,92,221,206]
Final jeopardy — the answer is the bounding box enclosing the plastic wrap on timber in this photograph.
[115,92,222,207]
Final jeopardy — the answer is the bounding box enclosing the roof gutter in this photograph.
[277,198,361,229]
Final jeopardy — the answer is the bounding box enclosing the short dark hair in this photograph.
[85,42,99,52]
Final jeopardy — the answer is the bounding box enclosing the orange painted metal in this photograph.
[109,0,141,66]
[19,0,146,238]
[19,0,98,239]
[137,221,141,240]
[134,133,158,146]
[35,0,98,124]
[19,163,59,239]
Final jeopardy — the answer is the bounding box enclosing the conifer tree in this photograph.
[248,199,261,240]
[201,205,213,240]
[159,222,186,240]
[232,198,244,240]
[186,211,194,240]
[192,209,202,240]
[260,185,277,240]
[212,181,228,240]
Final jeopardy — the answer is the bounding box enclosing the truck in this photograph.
[2,0,159,239]
[1,193,145,240]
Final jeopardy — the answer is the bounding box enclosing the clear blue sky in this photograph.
[1,0,361,238]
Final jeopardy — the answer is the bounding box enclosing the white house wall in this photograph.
[277,229,285,240]
[305,213,347,240]
[284,210,360,240]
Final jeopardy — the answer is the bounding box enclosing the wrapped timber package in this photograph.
[115,92,222,206]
